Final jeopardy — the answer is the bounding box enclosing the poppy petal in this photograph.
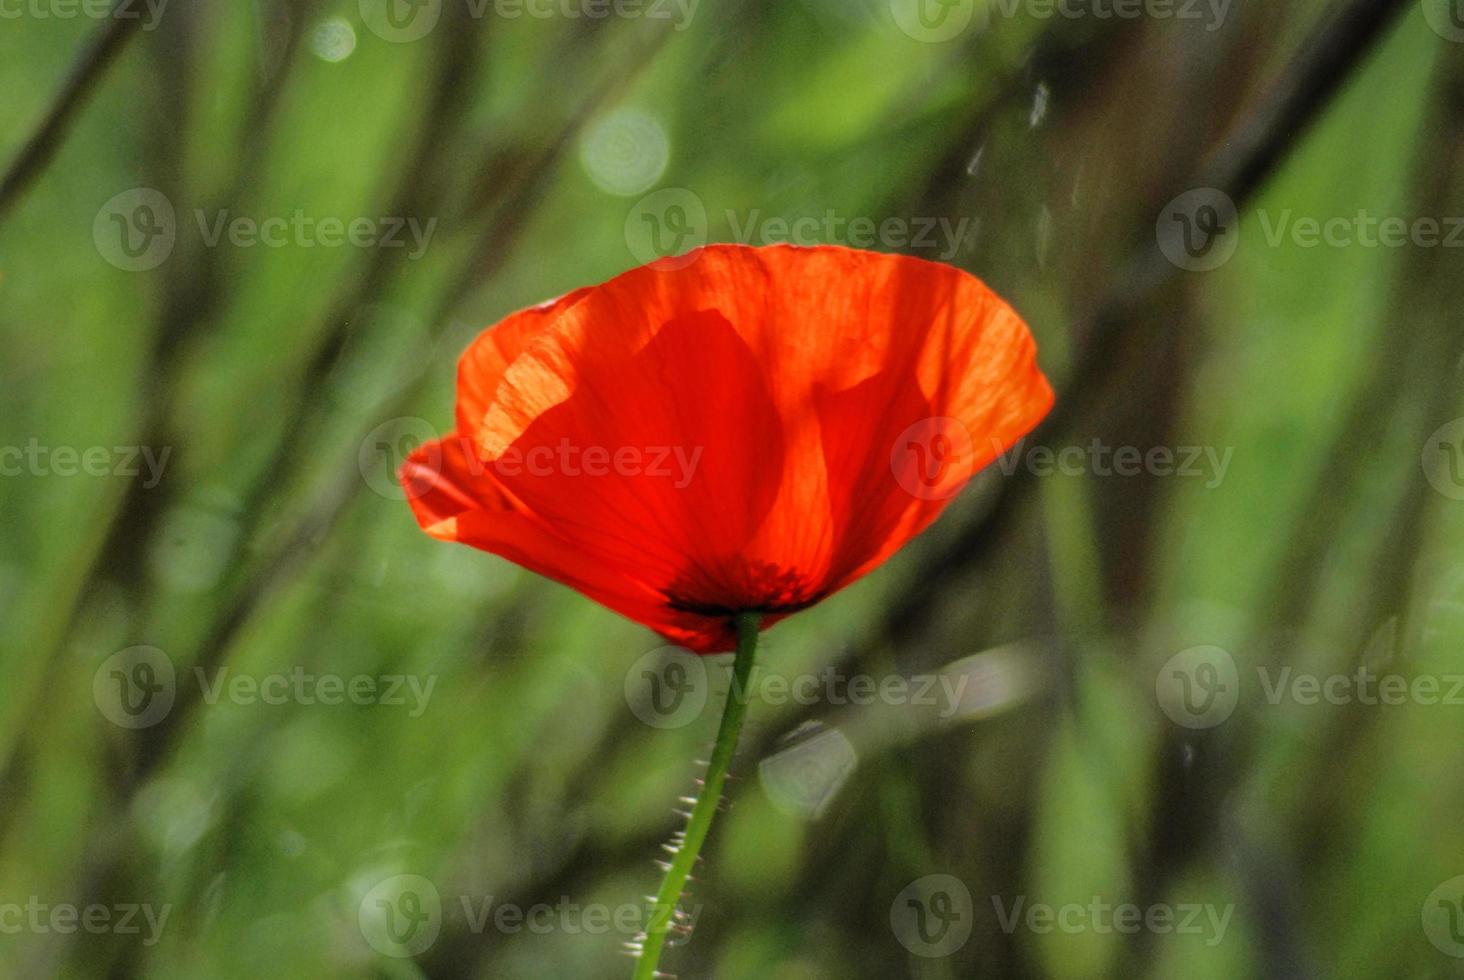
[472,307,788,602]
[461,243,1052,646]
[455,287,594,439]
[402,434,743,651]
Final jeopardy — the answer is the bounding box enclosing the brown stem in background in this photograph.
[0,0,143,222]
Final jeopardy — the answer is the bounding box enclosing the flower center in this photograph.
[663,560,823,617]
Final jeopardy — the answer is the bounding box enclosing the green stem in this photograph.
[633,612,760,979]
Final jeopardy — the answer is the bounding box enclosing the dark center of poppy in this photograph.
[663,560,824,617]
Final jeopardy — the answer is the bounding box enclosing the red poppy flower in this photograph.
[401,244,1052,652]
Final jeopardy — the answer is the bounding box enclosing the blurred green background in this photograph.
[3,0,1464,977]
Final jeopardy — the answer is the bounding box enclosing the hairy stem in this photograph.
[633,613,760,979]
